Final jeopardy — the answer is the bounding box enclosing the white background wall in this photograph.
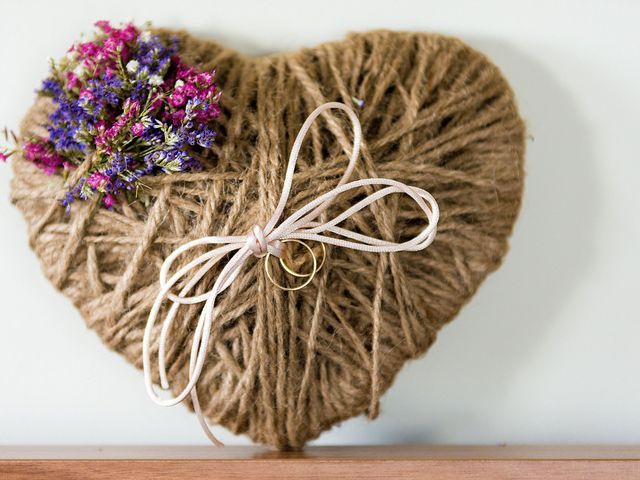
[1,0,639,446]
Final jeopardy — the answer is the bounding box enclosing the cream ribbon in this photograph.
[142,102,440,445]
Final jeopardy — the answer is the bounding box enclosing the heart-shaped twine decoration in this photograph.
[11,29,525,449]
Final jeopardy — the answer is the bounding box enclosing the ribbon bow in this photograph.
[142,102,439,445]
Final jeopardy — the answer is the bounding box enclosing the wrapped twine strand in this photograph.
[11,29,525,449]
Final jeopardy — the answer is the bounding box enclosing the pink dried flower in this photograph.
[95,20,113,33]
[66,72,80,90]
[196,72,213,87]
[102,193,116,209]
[123,98,140,115]
[117,24,138,42]
[103,37,124,55]
[131,122,144,136]
[168,93,185,107]
[86,171,110,188]
[23,140,66,176]
[170,110,186,124]
[176,64,195,80]
[183,83,198,97]
[78,41,100,59]
[105,124,122,140]
[95,134,107,148]
[149,96,163,111]
[79,88,93,100]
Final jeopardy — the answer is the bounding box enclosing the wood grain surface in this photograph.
[1,445,639,479]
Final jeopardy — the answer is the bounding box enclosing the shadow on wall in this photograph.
[315,38,601,444]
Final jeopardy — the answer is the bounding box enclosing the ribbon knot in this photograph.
[246,224,283,258]
[142,102,439,447]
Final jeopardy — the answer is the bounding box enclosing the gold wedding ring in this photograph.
[264,239,318,291]
[279,242,326,278]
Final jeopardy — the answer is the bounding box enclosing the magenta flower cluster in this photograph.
[4,21,221,210]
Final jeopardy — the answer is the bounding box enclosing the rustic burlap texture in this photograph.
[10,29,525,449]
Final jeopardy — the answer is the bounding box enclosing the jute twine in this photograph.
[10,29,525,449]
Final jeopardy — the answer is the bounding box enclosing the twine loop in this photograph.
[142,102,440,446]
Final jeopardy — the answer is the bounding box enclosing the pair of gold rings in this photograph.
[264,240,326,291]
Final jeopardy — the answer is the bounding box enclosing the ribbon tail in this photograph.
[192,385,225,446]
[157,247,236,389]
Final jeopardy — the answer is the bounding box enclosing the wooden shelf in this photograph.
[1,445,639,479]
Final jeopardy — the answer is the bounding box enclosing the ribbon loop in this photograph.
[246,224,283,258]
[142,102,440,446]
